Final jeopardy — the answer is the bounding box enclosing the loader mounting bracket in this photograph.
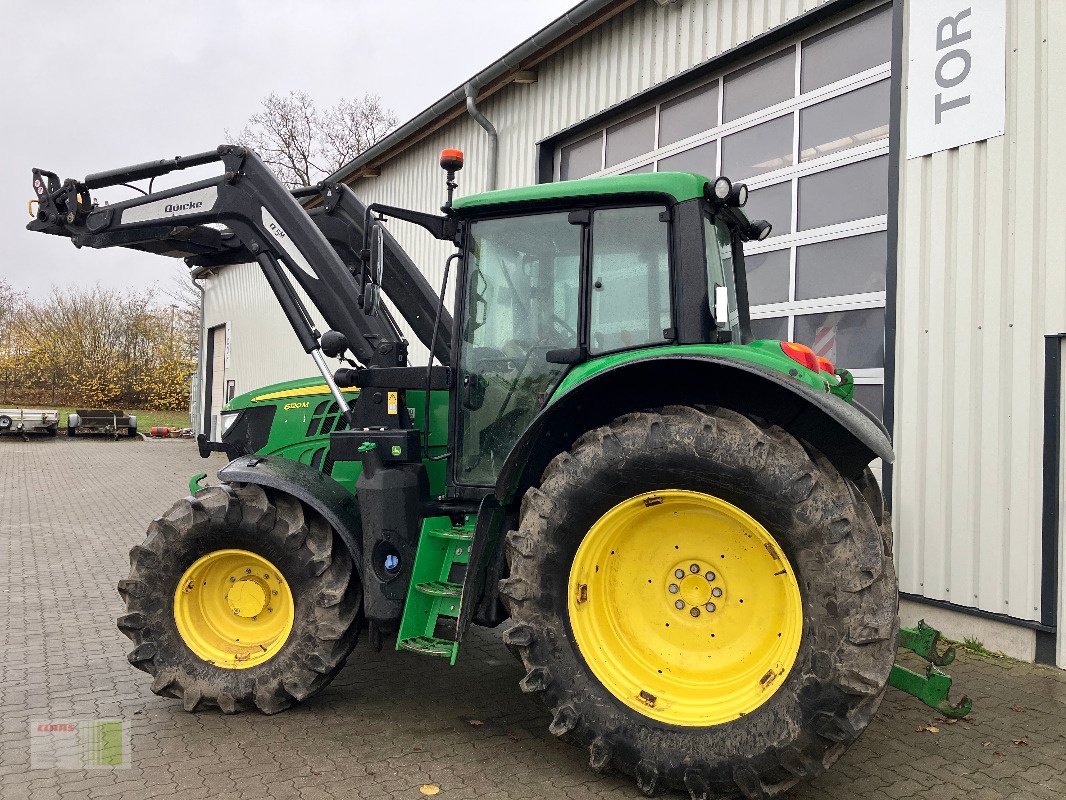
[889,620,973,718]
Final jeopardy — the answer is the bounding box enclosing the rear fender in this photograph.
[495,354,893,506]
[218,455,363,575]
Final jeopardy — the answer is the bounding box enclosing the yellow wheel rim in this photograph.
[174,549,294,669]
[567,490,803,727]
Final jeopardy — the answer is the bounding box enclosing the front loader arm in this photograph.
[28,145,358,414]
[300,183,452,366]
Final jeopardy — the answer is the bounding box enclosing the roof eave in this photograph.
[325,0,636,186]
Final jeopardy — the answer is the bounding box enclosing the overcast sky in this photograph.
[0,0,576,299]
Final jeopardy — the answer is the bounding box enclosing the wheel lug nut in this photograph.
[668,583,679,594]
[674,569,685,579]
[690,607,700,618]
[712,587,723,598]
[705,602,716,612]
[272,590,278,596]
[689,564,700,573]
[229,577,236,583]
[705,572,716,581]
[674,599,685,610]
[245,568,252,574]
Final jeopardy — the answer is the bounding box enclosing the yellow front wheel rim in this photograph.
[174,549,295,669]
[568,490,803,727]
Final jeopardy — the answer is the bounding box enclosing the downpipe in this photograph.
[464,83,498,191]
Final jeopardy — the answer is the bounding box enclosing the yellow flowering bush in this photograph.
[0,284,197,411]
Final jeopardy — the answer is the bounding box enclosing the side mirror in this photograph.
[362,222,385,316]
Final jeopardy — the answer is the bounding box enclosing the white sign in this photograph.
[906,0,1006,159]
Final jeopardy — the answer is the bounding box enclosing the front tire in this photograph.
[500,406,898,798]
[118,484,361,714]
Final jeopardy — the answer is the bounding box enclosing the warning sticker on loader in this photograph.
[388,391,398,415]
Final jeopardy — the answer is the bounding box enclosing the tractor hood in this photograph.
[226,376,359,412]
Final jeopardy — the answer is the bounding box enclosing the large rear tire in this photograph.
[500,406,898,798]
[118,483,361,714]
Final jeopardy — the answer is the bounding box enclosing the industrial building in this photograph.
[194,0,1066,666]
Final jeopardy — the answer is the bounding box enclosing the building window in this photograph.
[658,140,717,175]
[560,132,602,180]
[799,79,890,162]
[606,109,656,168]
[800,4,893,93]
[659,82,719,147]
[553,2,892,415]
[721,114,794,178]
[722,48,795,123]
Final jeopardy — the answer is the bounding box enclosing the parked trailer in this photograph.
[0,408,59,437]
[67,409,138,439]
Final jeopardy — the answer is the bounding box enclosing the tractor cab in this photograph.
[361,164,772,489]
[450,176,761,486]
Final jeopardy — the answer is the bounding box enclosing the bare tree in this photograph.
[320,95,398,172]
[161,265,202,359]
[0,277,23,330]
[229,90,398,188]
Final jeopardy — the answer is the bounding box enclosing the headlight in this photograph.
[219,410,242,437]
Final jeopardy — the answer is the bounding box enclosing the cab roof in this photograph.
[450,171,710,212]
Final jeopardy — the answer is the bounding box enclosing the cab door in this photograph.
[452,211,582,487]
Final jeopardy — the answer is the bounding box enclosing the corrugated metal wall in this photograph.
[200,262,326,417]
[349,0,836,365]
[894,0,1066,624]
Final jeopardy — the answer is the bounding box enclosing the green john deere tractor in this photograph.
[30,145,900,797]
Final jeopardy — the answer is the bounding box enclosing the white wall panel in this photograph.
[200,262,326,411]
[894,0,1066,623]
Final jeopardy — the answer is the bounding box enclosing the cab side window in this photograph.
[589,206,671,354]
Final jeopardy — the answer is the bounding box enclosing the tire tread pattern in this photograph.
[500,406,898,798]
[118,483,361,715]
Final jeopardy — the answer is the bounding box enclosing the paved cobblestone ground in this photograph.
[1,438,1064,800]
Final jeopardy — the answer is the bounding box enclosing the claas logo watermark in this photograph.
[30,719,129,769]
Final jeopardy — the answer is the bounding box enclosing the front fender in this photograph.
[495,353,893,504]
[218,455,363,573]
